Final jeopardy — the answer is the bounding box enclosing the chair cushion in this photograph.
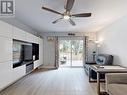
[108,84,127,95]
[96,54,113,65]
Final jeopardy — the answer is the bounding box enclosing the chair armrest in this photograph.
[106,73,127,93]
[106,73,127,84]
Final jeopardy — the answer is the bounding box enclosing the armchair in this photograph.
[84,54,113,80]
[106,73,127,95]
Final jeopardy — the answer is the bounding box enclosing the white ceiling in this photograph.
[14,0,127,33]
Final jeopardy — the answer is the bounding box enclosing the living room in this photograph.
[0,0,127,95]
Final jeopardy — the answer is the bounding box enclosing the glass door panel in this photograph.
[59,39,84,67]
[59,40,71,67]
[71,40,84,67]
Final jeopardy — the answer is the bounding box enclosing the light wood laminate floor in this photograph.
[0,68,102,95]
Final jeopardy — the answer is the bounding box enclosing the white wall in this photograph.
[43,36,56,68]
[0,18,41,36]
[97,15,127,67]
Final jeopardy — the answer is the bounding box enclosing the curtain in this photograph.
[84,36,89,64]
[54,36,59,69]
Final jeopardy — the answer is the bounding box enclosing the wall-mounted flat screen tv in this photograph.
[13,40,33,68]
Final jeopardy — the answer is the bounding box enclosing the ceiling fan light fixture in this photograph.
[42,0,91,26]
[63,15,70,20]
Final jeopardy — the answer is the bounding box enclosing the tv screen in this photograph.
[23,45,33,61]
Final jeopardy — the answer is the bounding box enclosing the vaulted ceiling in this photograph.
[10,0,127,32]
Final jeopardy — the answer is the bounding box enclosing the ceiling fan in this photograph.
[42,0,92,26]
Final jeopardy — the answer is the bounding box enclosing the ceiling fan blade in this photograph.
[65,0,75,12]
[52,18,63,24]
[71,13,92,17]
[68,19,76,26]
[42,6,63,15]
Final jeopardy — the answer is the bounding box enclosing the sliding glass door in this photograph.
[59,38,84,67]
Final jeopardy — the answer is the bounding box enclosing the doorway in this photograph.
[59,38,84,67]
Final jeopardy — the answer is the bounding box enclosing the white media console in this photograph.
[0,20,43,91]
